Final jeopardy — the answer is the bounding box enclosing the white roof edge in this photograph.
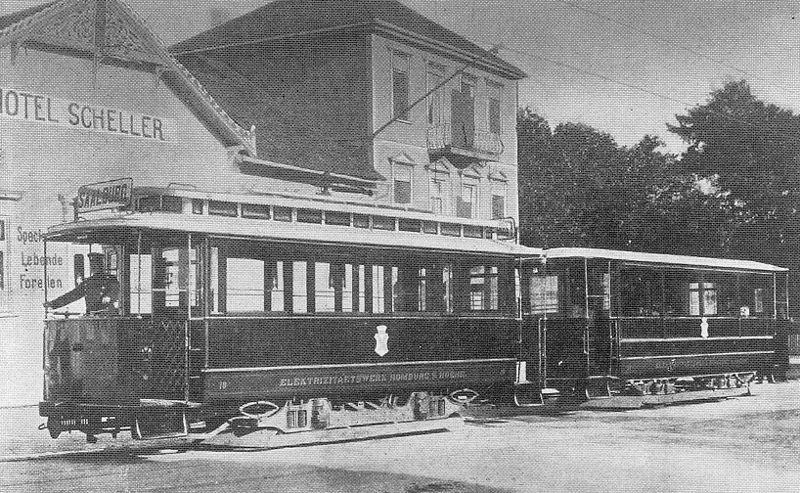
[132,186,518,229]
[47,214,543,257]
[542,247,787,273]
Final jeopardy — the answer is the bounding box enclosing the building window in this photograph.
[457,182,476,218]
[487,82,502,135]
[392,51,411,121]
[689,282,717,316]
[490,180,507,219]
[427,64,444,126]
[430,177,448,214]
[394,164,412,204]
[452,75,477,149]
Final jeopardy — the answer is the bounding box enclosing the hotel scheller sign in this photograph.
[0,87,174,142]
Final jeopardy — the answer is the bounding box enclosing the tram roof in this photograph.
[542,247,787,273]
[46,213,543,258]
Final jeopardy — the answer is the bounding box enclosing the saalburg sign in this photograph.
[0,87,174,142]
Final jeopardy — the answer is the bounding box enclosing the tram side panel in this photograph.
[201,316,519,406]
[615,317,782,382]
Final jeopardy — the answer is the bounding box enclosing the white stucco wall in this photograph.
[0,46,239,406]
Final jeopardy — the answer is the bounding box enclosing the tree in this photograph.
[517,108,676,250]
[667,80,800,266]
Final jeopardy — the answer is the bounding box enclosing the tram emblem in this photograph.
[374,325,389,356]
[700,317,709,339]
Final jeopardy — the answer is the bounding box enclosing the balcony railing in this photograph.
[426,123,503,163]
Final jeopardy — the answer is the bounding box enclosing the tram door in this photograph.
[523,258,614,392]
[585,259,613,378]
[131,237,204,402]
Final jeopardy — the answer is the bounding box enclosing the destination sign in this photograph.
[77,178,133,213]
[0,87,174,142]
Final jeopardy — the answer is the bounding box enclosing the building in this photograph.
[0,0,525,406]
[0,0,256,405]
[171,0,525,220]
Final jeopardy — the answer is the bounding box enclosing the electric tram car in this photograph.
[39,182,535,443]
[518,248,790,406]
[38,182,791,443]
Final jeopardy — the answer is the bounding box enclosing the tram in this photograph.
[39,181,535,444]
[518,248,790,407]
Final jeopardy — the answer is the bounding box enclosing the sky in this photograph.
[3,0,799,154]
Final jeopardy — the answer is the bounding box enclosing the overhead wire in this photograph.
[466,35,800,146]
[554,0,797,95]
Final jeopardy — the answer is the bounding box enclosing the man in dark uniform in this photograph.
[45,252,120,314]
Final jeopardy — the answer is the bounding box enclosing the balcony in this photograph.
[426,123,503,166]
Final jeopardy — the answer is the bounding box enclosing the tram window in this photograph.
[162,196,183,213]
[326,211,351,226]
[743,274,773,317]
[373,216,395,231]
[341,264,355,312]
[210,247,219,313]
[398,219,421,232]
[274,207,292,222]
[208,201,238,217]
[417,268,426,311]
[353,214,370,228]
[442,264,453,312]
[315,262,335,312]
[530,275,558,314]
[754,288,765,314]
[463,226,482,238]
[688,282,716,316]
[469,266,499,311]
[129,253,152,314]
[621,268,662,317]
[241,203,270,220]
[357,265,367,311]
[293,261,308,313]
[441,223,461,236]
[373,265,386,313]
[393,265,419,311]
[297,209,323,224]
[422,221,438,234]
[226,258,265,312]
[269,261,285,311]
[420,264,452,312]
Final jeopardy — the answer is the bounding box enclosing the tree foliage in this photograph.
[518,81,800,273]
[517,107,675,250]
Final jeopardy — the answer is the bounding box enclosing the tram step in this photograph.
[197,418,458,450]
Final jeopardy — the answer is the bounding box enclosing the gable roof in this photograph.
[170,0,525,183]
[0,0,256,156]
[171,0,526,80]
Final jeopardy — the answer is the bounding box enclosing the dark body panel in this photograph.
[203,315,519,402]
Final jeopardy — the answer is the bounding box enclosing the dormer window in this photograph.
[393,164,413,204]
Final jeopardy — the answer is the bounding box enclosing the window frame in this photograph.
[390,49,412,122]
[393,163,413,205]
[486,80,503,135]
[426,62,445,126]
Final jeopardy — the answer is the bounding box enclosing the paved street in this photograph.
[2,381,799,492]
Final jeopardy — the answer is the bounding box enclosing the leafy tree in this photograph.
[667,80,800,266]
[517,108,676,250]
